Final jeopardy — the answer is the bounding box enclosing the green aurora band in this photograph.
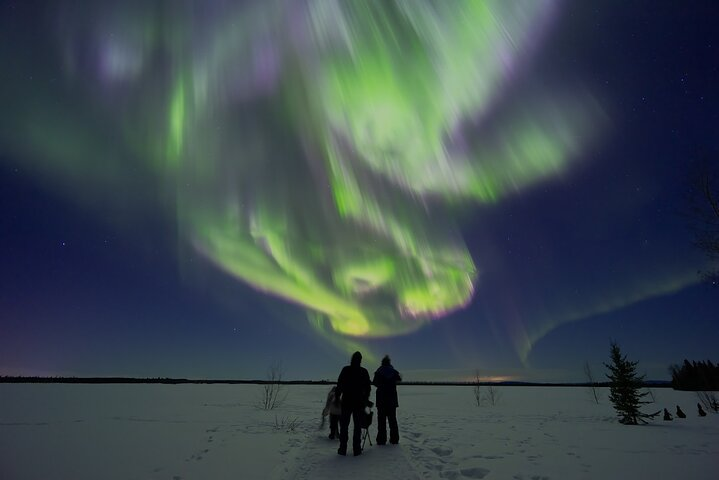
[0,1,604,352]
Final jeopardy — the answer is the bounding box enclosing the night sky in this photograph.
[1,0,717,382]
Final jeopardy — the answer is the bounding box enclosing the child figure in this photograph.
[322,386,342,439]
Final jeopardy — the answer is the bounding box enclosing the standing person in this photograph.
[335,351,371,456]
[373,355,402,445]
[321,386,342,439]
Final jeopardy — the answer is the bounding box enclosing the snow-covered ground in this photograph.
[1,384,717,479]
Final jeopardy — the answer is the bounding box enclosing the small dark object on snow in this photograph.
[698,403,707,417]
[676,405,686,419]
[663,408,673,421]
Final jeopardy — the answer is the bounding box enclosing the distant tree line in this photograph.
[0,376,332,385]
[0,376,193,384]
[670,359,719,391]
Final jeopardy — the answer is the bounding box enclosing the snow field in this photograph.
[1,384,717,479]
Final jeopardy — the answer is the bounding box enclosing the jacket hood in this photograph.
[350,351,362,366]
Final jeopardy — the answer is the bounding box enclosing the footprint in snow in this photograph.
[431,446,453,457]
[460,467,490,479]
[424,460,446,472]
[439,470,460,479]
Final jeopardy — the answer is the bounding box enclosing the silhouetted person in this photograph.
[373,354,402,445]
[663,408,673,421]
[336,351,371,456]
[322,386,341,439]
[698,403,707,417]
[676,405,686,419]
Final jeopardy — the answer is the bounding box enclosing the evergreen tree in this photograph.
[604,342,652,425]
[670,358,719,390]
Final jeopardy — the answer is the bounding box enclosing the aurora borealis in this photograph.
[1,0,717,381]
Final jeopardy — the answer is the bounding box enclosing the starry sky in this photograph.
[1,0,717,382]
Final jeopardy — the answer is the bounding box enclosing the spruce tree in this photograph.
[604,342,652,425]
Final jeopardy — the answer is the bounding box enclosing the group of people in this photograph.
[322,351,402,456]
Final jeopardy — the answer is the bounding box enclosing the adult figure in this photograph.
[373,354,402,445]
[335,351,371,456]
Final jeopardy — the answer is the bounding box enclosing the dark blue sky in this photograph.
[1,0,717,381]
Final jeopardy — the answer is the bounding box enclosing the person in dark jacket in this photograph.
[335,351,371,456]
[373,354,402,445]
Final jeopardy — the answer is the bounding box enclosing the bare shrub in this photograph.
[258,361,287,410]
[485,384,501,406]
[583,361,601,404]
[646,388,657,404]
[274,415,302,432]
[473,370,482,406]
[697,391,719,413]
[472,370,501,407]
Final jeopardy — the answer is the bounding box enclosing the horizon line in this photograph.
[0,375,674,388]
